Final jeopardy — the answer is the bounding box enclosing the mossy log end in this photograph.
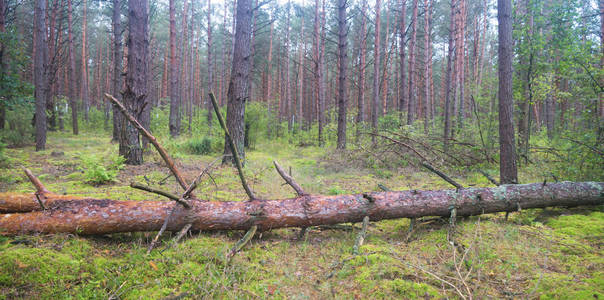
[0,181,602,235]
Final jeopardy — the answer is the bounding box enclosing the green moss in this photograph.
[547,211,604,237]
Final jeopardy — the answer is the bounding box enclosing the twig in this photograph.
[104,93,192,195]
[562,137,604,156]
[403,260,467,300]
[34,194,47,210]
[130,182,190,208]
[421,162,463,190]
[226,225,258,263]
[353,216,370,255]
[147,205,177,254]
[208,92,257,201]
[377,184,391,191]
[273,161,307,196]
[366,132,429,162]
[181,156,225,199]
[406,218,416,242]
[478,170,499,186]
[159,223,193,254]
[23,168,49,194]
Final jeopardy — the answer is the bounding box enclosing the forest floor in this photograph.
[0,130,602,299]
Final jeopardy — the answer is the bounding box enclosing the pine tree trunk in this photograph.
[223,0,252,165]
[111,0,123,142]
[34,0,48,151]
[497,0,518,184]
[81,0,89,121]
[207,0,214,127]
[67,0,78,134]
[423,0,431,134]
[2,182,602,235]
[119,0,149,165]
[356,0,367,140]
[336,0,348,150]
[399,0,407,118]
[372,0,381,136]
[443,0,456,147]
[168,0,180,137]
[406,0,418,125]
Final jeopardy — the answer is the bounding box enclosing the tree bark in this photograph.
[0,0,6,130]
[1,181,602,235]
[497,0,518,184]
[119,0,149,165]
[443,0,456,147]
[34,0,48,151]
[223,0,252,165]
[336,0,348,150]
[423,0,431,134]
[284,1,292,131]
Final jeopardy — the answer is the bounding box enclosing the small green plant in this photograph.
[186,136,213,155]
[79,154,125,185]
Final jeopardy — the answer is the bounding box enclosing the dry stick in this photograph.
[208,92,257,201]
[478,170,499,186]
[104,94,192,197]
[159,223,194,254]
[23,168,49,194]
[147,205,177,254]
[181,155,225,199]
[352,216,370,255]
[130,182,190,208]
[226,225,258,263]
[421,162,463,190]
[273,161,307,196]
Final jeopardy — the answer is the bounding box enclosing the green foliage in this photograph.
[185,136,213,155]
[79,153,125,185]
[0,98,35,147]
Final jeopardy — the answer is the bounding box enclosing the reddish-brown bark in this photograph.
[1,182,602,235]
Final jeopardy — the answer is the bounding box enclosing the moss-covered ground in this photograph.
[0,131,602,299]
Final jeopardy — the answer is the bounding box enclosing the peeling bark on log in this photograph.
[0,182,602,235]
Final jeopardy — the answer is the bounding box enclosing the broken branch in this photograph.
[273,161,307,196]
[421,162,463,190]
[208,92,257,201]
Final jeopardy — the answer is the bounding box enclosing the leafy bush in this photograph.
[79,154,125,185]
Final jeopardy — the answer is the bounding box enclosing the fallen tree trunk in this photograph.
[1,181,602,235]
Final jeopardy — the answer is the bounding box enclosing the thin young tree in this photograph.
[285,0,292,130]
[81,0,89,121]
[423,0,431,133]
[336,0,348,149]
[406,0,418,125]
[111,0,122,142]
[168,0,180,137]
[223,0,253,165]
[34,0,48,151]
[356,0,367,140]
[67,0,78,134]
[372,0,381,140]
[207,0,214,127]
[399,0,407,118]
[497,0,518,184]
[443,0,456,147]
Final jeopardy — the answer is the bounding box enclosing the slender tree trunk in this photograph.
[497,0,518,184]
[399,0,407,119]
[443,0,456,147]
[67,0,78,134]
[223,0,252,165]
[285,1,292,132]
[34,0,48,151]
[81,0,89,121]
[318,0,326,145]
[265,10,274,137]
[372,0,381,139]
[456,0,466,131]
[423,0,431,134]
[406,0,418,125]
[599,0,604,137]
[336,0,348,150]
[207,0,214,127]
[381,9,390,116]
[112,0,123,142]
[168,0,180,137]
[296,15,304,132]
[356,0,367,140]
[0,0,5,130]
